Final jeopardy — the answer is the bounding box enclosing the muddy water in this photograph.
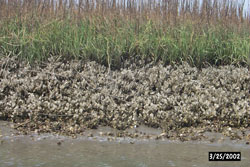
[0,121,250,167]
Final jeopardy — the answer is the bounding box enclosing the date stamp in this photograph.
[209,152,241,161]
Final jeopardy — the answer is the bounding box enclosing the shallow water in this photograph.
[0,121,250,167]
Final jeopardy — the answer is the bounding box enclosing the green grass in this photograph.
[0,0,250,69]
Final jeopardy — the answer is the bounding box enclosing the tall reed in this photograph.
[0,0,250,68]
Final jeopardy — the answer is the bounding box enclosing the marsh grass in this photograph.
[0,0,250,68]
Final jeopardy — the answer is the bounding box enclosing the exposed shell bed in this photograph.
[0,57,249,141]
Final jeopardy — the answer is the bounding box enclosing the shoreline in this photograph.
[1,121,250,146]
[1,120,250,167]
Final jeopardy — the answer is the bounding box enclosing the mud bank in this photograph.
[0,56,250,141]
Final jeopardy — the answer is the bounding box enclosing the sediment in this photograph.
[0,56,249,140]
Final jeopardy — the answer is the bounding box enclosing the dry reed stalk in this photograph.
[1,0,248,27]
[0,0,249,67]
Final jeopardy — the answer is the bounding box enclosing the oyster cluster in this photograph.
[0,56,249,136]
